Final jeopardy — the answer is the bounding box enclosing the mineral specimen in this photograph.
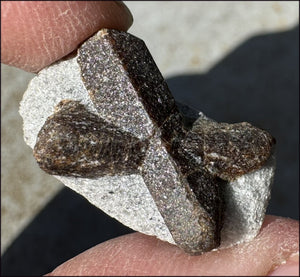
[20,29,276,255]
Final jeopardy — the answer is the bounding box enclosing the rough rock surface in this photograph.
[19,29,275,255]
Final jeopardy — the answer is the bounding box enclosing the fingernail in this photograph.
[115,1,133,27]
[268,253,299,276]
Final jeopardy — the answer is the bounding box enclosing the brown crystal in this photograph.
[188,117,275,181]
[34,100,149,178]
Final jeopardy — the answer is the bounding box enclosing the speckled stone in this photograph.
[20,29,276,255]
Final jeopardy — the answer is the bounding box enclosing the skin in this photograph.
[1,1,133,72]
[1,1,299,276]
[46,216,299,276]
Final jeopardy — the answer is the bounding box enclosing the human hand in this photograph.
[45,215,299,276]
[2,2,299,276]
[1,1,133,72]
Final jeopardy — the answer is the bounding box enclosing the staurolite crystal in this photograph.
[34,100,149,178]
[20,29,276,255]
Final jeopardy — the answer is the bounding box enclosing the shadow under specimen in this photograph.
[1,187,133,276]
[167,25,299,220]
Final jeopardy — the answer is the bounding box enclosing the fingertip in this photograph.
[1,1,133,72]
[268,253,299,276]
[46,216,299,276]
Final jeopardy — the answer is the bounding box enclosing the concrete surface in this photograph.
[1,1,299,275]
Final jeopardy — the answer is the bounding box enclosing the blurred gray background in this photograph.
[1,2,299,275]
